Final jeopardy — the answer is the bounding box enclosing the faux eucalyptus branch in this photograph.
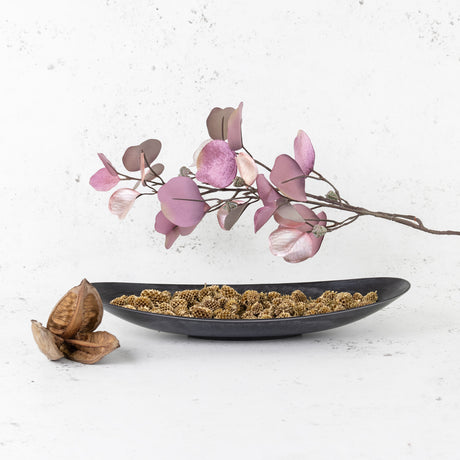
[90,103,459,263]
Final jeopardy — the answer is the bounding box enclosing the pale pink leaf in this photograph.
[268,227,305,257]
[108,188,140,219]
[283,233,315,263]
[270,154,306,201]
[217,200,244,230]
[195,140,237,188]
[274,202,305,227]
[294,130,315,175]
[235,151,258,185]
[227,102,243,151]
[98,153,118,176]
[158,177,205,227]
[90,168,120,191]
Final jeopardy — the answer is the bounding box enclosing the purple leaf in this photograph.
[90,168,120,191]
[196,140,237,188]
[108,188,140,219]
[122,139,162,172]
[217,200,245,230]
[158,176,206,227]
[206,107,235,140]
[155,211,176,235]
[227,102,243,151]
[293,130,315,175]
[270,154,306,202]
[144,163,165,182]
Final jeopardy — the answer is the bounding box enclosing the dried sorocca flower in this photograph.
[31,279,119,364]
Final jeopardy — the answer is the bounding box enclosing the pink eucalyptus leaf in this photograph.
[227,102,243,151]
[254,204,277,233]
[294,130,315,175]
[122,139,162,172]
[165,227,181,249]
[89,168,120,191]
[97,153,118,176]
[195,140,237,188]
[268,227,305,257]
[256,174,281,206]
[108,188,140,219]
[158,176,205,227]
[154,211,176,235]
[270,154,306,202]
[235,152,257,185]
[283,233,315,263]
[206,107,235,140]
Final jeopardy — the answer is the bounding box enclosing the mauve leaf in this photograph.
[158,176,205,227]
[196,140,237,188]
[165,227,181,249]
[294,130,315,175]
[122,139,162,172]
[227,102,243,151]
[224,201,250,230]
[254,204,276,233]
[155,211,176,235]
[270,154,306,201]
[98,153,118,176]
[108,188,140,219]
[256,174,280,205]
[89,168,120,191]
[217,200,245,230]
[144,163,165,182]
[206,107,235,140]
[235,151,257,185]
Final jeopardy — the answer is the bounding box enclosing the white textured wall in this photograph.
[2,1,460,459]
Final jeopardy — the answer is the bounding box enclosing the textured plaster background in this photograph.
[1,1,460,459]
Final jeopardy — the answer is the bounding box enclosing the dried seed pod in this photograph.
[110,295,127,306]
[31,320,64,361]
[47,279,103,339]
[291,290,308,302]
[220,285,239,299]
[190,306,213,318]
[241,290,260,306]
[32,280,119,364]
[134,296,154,309]
[60,331,120,365]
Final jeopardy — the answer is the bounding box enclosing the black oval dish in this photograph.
[93,277,410,340]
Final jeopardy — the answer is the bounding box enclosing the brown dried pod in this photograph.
[30,320,64,361]
[47,279,103,339]
[32,279,119,364]
[60,331,120,365]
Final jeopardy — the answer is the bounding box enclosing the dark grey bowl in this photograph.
[93,277,410,340]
